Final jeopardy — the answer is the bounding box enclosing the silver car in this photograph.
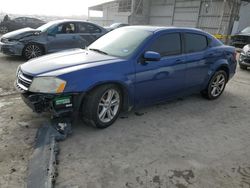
[0,20,107,59]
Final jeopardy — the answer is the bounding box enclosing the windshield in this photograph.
[36,21,58,31]
[88,28,152,58]
[241,27,250,34]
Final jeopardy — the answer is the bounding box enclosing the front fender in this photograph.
[59,61,135,109]
[19,34,47,51]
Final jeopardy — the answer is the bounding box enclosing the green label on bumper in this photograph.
[55,97,71,106]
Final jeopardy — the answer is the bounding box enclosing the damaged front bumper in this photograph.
[0,41,24,56]
[239,54,250,67]
[21,92,85,117]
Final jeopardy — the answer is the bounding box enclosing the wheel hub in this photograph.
[98,89,120,123]
[211,74,226,97]
[25,45,42,59]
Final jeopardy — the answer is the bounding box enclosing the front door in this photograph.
[135,33,187,106]
[47,22,79,53]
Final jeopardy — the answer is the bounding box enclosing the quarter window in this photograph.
[184,33,207,53]
[148,33,181,57]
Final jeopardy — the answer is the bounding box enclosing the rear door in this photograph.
[135,32,187,106]
[183,33,210,90]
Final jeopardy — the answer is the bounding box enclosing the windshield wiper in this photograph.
[89,48,108,55]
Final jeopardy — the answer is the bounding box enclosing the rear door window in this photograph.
[77,23,87,33]
[77,23,101,33]
[184,33,208,53]
[87,23,101,33]
[148,33,181,57]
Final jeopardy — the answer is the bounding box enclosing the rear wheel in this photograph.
[81,84,122,128]
[0,26,8,34]
[23,44,44,60]
[202,70,227,100]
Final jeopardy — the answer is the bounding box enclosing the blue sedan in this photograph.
[15,26,237,128]
[0,20,107,59]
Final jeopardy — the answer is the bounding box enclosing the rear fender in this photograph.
[202,59,229,90]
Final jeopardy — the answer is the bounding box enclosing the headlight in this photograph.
[29,77,66,93]
[1,38,19,44]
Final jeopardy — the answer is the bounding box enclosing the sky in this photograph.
[0,0,112,16]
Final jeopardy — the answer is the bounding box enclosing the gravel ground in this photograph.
[0,54,48,188]
[0,52,250,188]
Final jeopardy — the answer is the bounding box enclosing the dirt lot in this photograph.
[0,52,250,188]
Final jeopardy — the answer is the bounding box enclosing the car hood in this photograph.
[21,48,120,76]
[1,27,40,40]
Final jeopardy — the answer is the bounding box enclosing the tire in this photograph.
[201,70,228,100]
[0,26,8,34]
[239,64,247,70]
[81,84,123,129]
[22,43,44,60]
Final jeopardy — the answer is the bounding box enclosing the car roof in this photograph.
[42,19,105,30]
[122,25,204,33]
[47,19,94,25]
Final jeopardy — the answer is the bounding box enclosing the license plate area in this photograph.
[53,96,73,110]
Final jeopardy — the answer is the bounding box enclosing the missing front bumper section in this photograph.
[27,118,72,188]
[21,92,85,117]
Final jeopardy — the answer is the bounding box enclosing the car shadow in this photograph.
[55,88,250,187]
[70,90,242,135]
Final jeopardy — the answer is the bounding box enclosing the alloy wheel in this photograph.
[210,73,226,97]
[24,44,42,59]
[97,89,120,123]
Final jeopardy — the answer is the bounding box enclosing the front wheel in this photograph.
[81,84,122,128]
[202,70,227,100]
[22,44,44,60]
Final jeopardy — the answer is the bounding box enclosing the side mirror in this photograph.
[144,51,161,62]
